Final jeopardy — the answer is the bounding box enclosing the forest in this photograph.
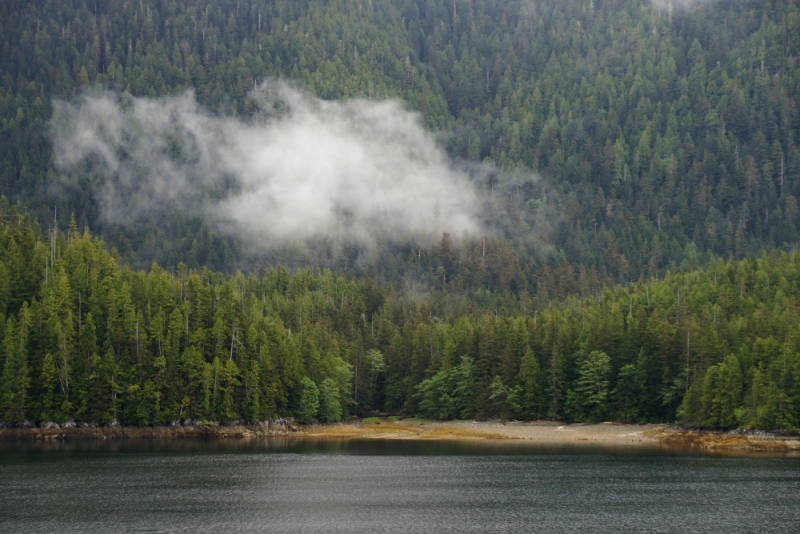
[0,209,798,430]
[0,0,799,430]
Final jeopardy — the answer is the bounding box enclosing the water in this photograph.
[1,439,799,533]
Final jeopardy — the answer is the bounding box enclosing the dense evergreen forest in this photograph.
[0,211,798,430]
[1,0,799,429]
[2,0,799,289]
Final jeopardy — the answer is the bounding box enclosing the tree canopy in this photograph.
[1,0,799,429]
[0,0,798,290]
[0,211,798,430]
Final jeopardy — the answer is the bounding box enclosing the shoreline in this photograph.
[651,426,800,453]
[299,419,666,446]
[2,419,799,453]
[0,420,298,441]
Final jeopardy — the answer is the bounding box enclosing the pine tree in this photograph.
[509,347,544,419]
[574,350,612,422]
[1,304,31,424]
[318,378,342,422]
[296,376,320,423]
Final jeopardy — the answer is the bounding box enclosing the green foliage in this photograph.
[682,354,761,429]
[296,376,320,424]
[612,353,649,423]
[0,0,797,307]
[415,356,477,420]
[38,352,58,422]
[509,348,545,420]
[0,196,799,430]
[1,0,796,430]
[572,350,612,422]
[1,304,31,424]
[318,378,342,422]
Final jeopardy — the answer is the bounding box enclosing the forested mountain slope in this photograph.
[1,1,799,429]
[1,0,799,295]
[1,211,798,430]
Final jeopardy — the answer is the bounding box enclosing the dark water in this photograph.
[1,439,799,533]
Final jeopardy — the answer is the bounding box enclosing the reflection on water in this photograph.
[1,438,799,533]
[0,437,682,456]
[1,436,796,457]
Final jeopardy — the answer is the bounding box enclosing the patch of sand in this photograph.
[299,419,666,446]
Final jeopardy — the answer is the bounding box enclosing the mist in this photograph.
[651,0,715,10]
[51,82,483,252]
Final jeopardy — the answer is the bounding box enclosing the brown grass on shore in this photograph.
[3,419,799,453]
[302,420,800,453]
[301,419,509,441]
[651,427,800,452]
[301,419,664,445]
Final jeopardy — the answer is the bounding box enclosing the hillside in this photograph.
[1,1,798,287]
[0,211,797,430]
[0,0,799,430]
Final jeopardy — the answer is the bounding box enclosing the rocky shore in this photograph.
[0,419,298,441]
[2,419,799,453]
[651,426,800,453]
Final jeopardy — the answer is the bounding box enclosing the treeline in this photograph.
[1,211,798,431]
[1,0,799,290]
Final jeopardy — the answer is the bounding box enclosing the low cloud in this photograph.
[651,0,715,11]
[52,82,483,250]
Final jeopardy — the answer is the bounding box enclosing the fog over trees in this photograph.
[0,0,799,429]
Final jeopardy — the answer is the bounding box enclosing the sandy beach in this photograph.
[299,419,666,446]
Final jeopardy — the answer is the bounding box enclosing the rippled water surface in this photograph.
[1,439,799,533]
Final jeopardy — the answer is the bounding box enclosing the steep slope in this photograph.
[1,0,798,288]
